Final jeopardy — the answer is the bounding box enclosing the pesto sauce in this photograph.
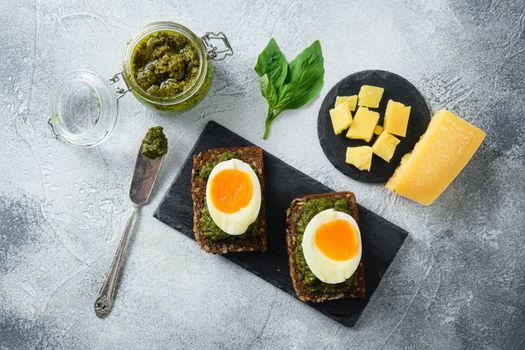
[199,151,237,180]
[141,126,168,159]
[295,197,356,294]
[198,152,260,242]
[131,30,200,98]
[199,204,259,242]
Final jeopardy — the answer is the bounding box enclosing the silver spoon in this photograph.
[94,151,165,317]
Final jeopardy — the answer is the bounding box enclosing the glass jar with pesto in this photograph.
[122,22,231,112]
[48,21,232,147]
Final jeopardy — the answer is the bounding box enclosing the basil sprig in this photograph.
[255,39,325,139]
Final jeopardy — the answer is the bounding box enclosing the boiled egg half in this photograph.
[206,159,261,235]
[302,209,362,284]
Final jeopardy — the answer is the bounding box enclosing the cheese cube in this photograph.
[384,100,411,137]
[372,131,400,162]
[346,146,373,171]
[386,109,486,206]
[358,85,384,108]
[335,95,358,111]
[329,100,353,135]
[346,107,379,142]
[374,125,383,135]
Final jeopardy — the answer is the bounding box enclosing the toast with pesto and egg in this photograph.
[285,192,366,302]
[191,146,267,254]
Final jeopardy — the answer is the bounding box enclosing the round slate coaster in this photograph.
[318,70,430,183]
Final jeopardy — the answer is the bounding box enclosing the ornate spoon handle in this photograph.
[94,205,139,317]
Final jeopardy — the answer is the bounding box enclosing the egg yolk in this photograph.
[315,219,358,261]
[210,169,253,213]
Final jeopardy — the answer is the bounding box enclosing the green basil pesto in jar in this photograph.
[131,31,200,98]
[123,22,231,112]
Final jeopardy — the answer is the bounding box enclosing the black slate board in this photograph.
[154,121,408,327]
[318,70,430,183]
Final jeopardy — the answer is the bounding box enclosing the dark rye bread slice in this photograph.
[285,192,366,302]
[191,146,267,254]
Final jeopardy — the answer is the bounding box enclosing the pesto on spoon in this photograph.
[141,126,168,160]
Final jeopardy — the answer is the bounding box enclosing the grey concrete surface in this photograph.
[1,0,524,349]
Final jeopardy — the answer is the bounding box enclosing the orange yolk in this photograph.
[210,169,253,213]
[315,219,358,261]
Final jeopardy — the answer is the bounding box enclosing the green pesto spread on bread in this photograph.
[198,151,260,242]
[199,151,237,180]
[295,197,356,294]
[199,205,259,241]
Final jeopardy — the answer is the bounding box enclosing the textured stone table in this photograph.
[1,0,524,349]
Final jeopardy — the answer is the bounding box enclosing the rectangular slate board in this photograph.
[154,121,408,327]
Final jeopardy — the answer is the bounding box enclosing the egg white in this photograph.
[206,159,262,235]
[301,209,362,284]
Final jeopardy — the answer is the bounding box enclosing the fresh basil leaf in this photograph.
[259,74,278,107]
[255,38,324,139]
[275,40,324,110]
[255,38,288,88]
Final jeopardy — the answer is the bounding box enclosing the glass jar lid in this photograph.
[49,69,120,147]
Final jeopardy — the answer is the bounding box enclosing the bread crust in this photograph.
[285,192,366,302]
[191,146,267,254]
